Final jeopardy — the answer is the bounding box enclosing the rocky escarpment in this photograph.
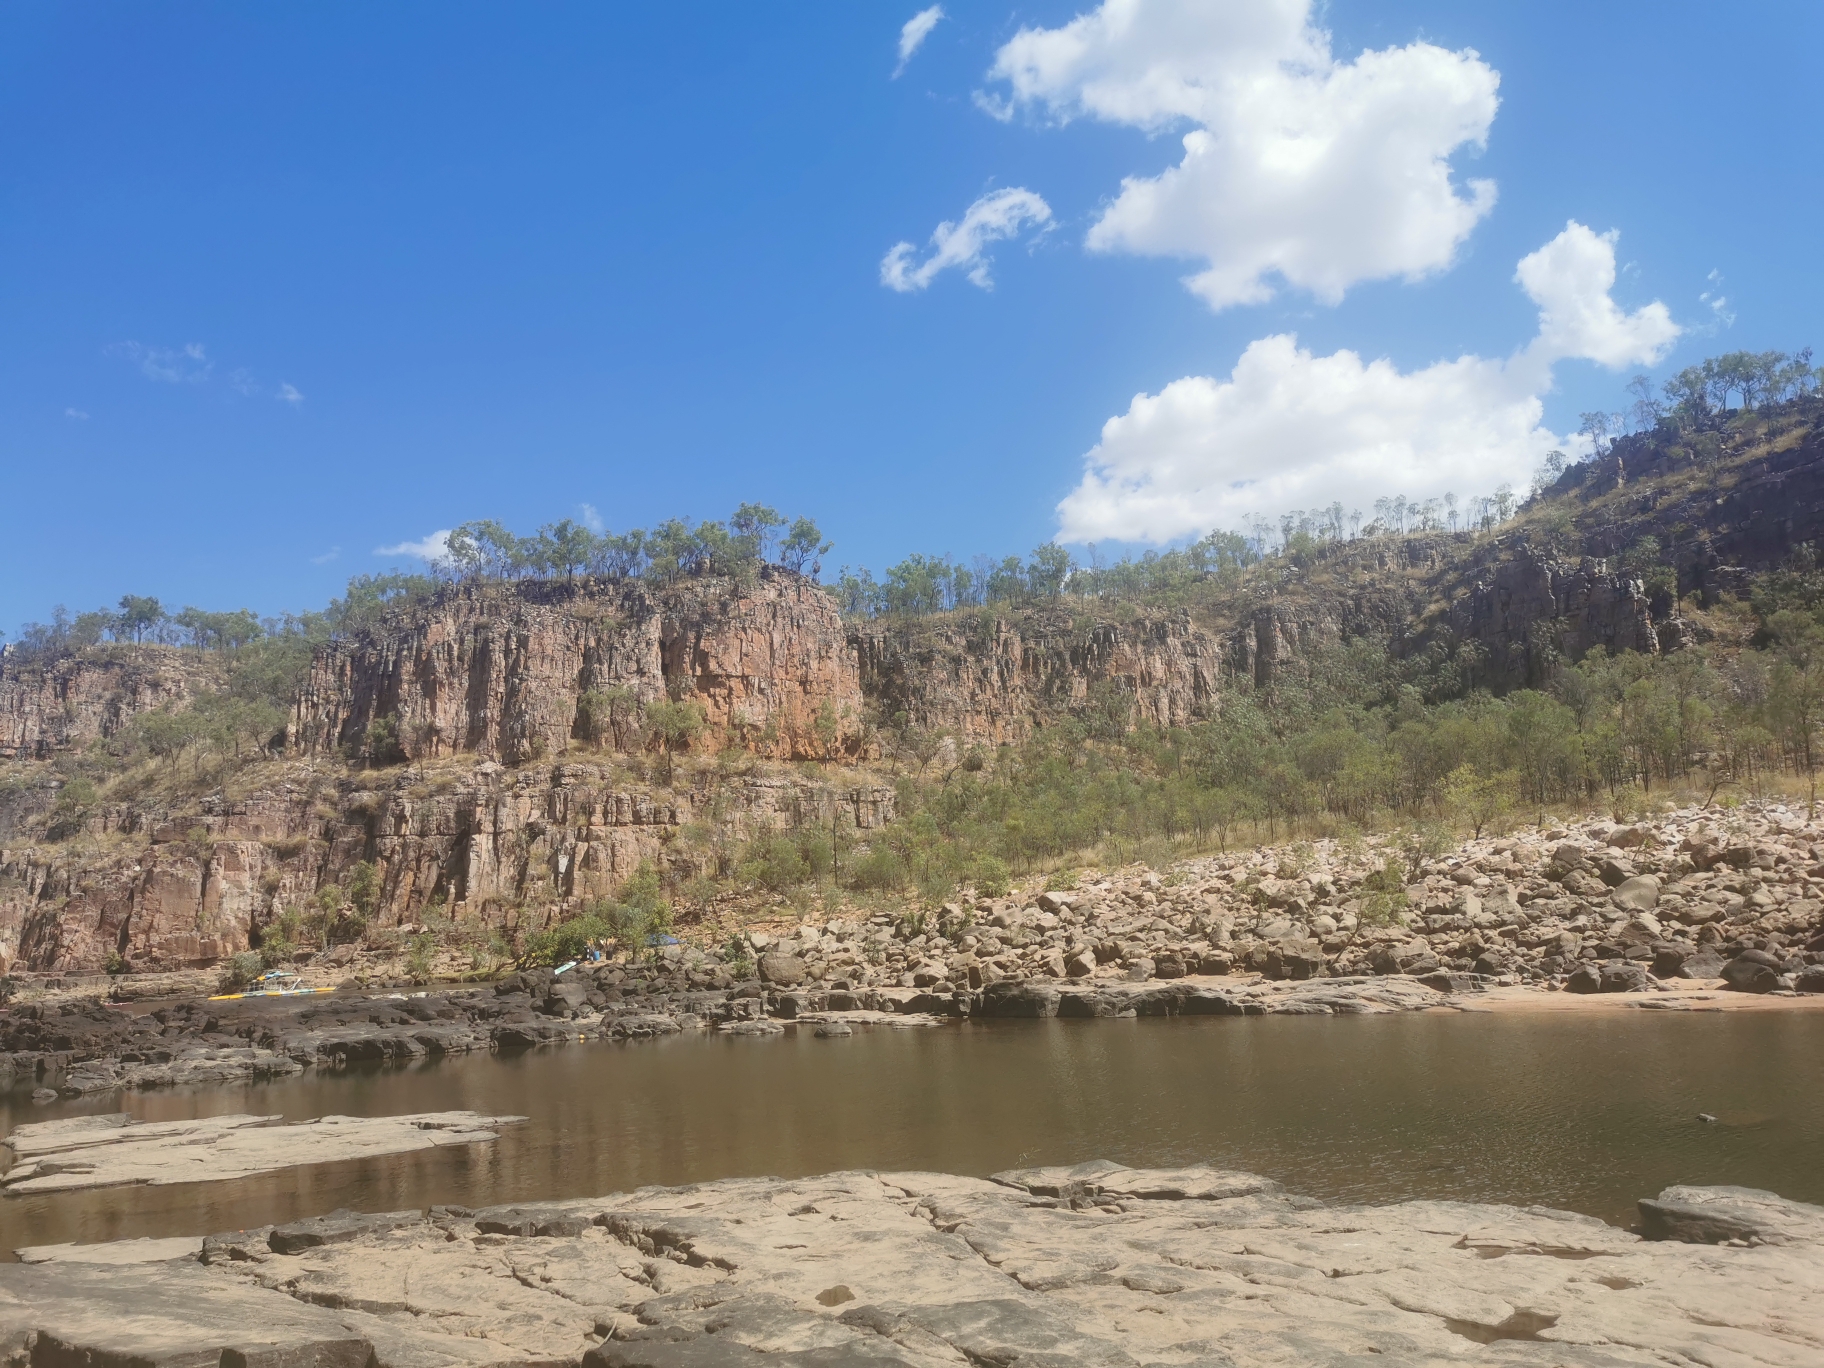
[5,1166,1822,1365]
[1552,406,1824,595]
[0,646,223,761]
[0,760,893,974]
[290,569,869,765]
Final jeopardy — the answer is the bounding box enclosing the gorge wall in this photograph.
[9,425,1824,974]
[0,762,894,974]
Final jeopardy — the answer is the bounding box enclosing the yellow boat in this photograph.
[207,985,336,1001]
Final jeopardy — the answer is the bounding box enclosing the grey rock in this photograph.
[1,1110,523,1195]
[978,980,1060,1017]
[0,1261,381,1366]
[1683,949,1726,980]
[1613,881,1662,916]
[1722,953,1781,993]
[1599,856,1638,887]
[269,1208,423,1255]
[1639,1184,1824,1245]
[13,1166,1824,1366]
[757,954,807,986]
[1599,962,1650,993]
[1565,964,1603,994]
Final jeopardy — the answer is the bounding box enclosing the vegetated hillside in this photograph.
[5,396,1824,977]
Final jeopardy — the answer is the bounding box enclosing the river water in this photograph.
[4,1010,1823,1251]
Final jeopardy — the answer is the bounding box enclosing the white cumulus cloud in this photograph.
[276,382,304,406]
[894,6,944,78]
[881,187,1052,292]
[375,530,452,563]
[987,0,1500,310]
[1055,221,1680,544]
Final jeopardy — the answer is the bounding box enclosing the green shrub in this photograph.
[521,913,612,968]
[846,847,907,892]
[739,834,809,892]
[346,861,382,918]
[523,861,674,967]
[404,933,436,982]
[970,855,1011,898]
[217,951,262,994]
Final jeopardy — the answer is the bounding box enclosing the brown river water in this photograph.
[3,1010,1822,1252]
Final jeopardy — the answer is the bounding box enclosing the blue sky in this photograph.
[3,1,1819,631]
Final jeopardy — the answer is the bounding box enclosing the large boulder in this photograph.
[1564,964,1602,993]
[1721,950,1782,993]
[978,980,1061,1018]
[1615,911,1664,945]
[757,954,806,987]
[1598,857,1638,888]
[1612,878,1662,913]
[1683,948,1726,980]
[1639,1185,1824,1245]
[1599,962,1650,993]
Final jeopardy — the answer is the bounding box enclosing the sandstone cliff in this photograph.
[0,646,223,761]
[289,568,867,764]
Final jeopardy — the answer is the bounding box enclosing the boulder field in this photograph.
[3,1164,1823,1365]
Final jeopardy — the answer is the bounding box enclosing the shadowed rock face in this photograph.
[1,1165,1820,1365]
[290,569,869,765]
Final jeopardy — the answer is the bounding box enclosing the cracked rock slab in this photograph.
[1,1108,526,1195]
[2,1165,1822,1365]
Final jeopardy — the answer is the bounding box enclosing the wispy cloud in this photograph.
[882,186,1053,292]
[894,5,944,78]
[375,530,452,563]
[108,341,303,403]
[310,546,341,565]
[1700,268,1736,330]
[580,503,604,533]
[107,341,211,383]
[64,407,89,421]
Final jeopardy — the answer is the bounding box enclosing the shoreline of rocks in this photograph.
[7,800,1824,1101]
[3,1162,1822,1365]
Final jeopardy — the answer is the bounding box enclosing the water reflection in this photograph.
[4,1011,1821,1250]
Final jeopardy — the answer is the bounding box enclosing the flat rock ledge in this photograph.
[1,1109,524,1195]
[3,1164,1822,1367]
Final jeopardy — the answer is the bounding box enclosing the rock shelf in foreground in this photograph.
[2,1164,1822,1366]
[1,1109,523,1195]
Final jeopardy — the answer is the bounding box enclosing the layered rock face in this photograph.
[0,646,222,760]
[289,569,868,765]
[4,1167,1821,1365]
[852,608,1224,744]
[1446,544,1660,690]
[0,762,893,974]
